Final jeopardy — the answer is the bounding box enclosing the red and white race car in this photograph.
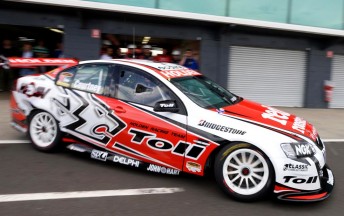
[9,58,334,202]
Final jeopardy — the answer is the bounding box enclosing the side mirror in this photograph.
[153,100,179,113]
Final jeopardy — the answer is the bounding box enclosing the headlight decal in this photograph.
[281,143,315,159]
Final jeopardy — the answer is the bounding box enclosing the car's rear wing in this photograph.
[0,56,79,78]
[0,57,78,68]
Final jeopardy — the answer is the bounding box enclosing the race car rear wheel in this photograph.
[214,143,274,201]
[28,110,62,152]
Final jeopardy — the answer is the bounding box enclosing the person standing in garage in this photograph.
[179,49,199,70]
[19,43,35,77]
[0,39,17,91]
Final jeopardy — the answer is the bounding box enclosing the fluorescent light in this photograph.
[120,48,128,53]
[46,27,64,34]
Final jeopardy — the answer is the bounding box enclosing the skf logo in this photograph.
[294,144,313,157]
[284,176,318,184]
[90,149,108,161]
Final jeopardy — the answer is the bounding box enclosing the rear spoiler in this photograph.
[4,57,78,68]
[0,56,79,79]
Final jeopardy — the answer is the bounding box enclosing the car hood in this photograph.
[216,99,318,142]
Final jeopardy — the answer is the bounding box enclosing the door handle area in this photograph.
[114,106,126,113]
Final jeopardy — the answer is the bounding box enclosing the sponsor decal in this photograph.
[158,69,201,79]
[283,163,308,172]
[216,108,224,114]
[19,82,50,98]
[90,149,108,161]
[113,155,140,168]
[283,176,318,184]
[186,161,202,173]
[72,80,101,93]
[130,122,149,130]
[57,72,74,87]
[150,127,169,135]
[159,102,175,108]
[292,144,314,157]
[129,128,207,160]
[261,105,290,126]
[157,65,185,70]
[198,120,246,135]
[67,145,87,153]
[292,117,306,134]
[8,58,77,66]
[147,164,180,175]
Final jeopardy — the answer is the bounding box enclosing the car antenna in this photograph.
[132,27,136,59]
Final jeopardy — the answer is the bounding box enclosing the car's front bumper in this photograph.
[275,164,334,202]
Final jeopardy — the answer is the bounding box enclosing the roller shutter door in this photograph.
[228,46,307,107]
[330,55,344,108]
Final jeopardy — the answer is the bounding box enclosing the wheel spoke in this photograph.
[251,158,262,168]
[247,153,254,164]
[233,155,242,165]
[241,152,246,163]
[231,174,240,182]
[252,172,263,180]
[227,170,240,175]
[228,162,240,169]
[33,124,41,129]
[245,177,249,189]
[238,176,244,187]
[249,176,257,186]
[252,167,264,172]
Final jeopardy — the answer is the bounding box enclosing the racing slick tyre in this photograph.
[214,143,274,202]
[28,110,62,152]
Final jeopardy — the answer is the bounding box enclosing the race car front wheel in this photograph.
[214,143,274,202]
[28,110,62,152]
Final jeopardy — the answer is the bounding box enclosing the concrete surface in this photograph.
[1,91,343,140]
[0,141,342,216]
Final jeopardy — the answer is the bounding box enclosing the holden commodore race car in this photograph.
[9,58,334,202]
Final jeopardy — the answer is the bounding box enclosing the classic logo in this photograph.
[90,149,108,161]
[186,161,202,173]
[283,163,308,172]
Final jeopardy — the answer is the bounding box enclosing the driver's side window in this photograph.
[117,66,173,107]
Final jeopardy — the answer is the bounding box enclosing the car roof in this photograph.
[79,59,201,79]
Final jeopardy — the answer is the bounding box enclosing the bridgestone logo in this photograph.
[198,120,246,135]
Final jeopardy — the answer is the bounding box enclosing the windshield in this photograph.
[170,75,241,109]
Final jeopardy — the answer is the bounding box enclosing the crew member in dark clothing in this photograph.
[0,39,17,91]
[179,49,199,70]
